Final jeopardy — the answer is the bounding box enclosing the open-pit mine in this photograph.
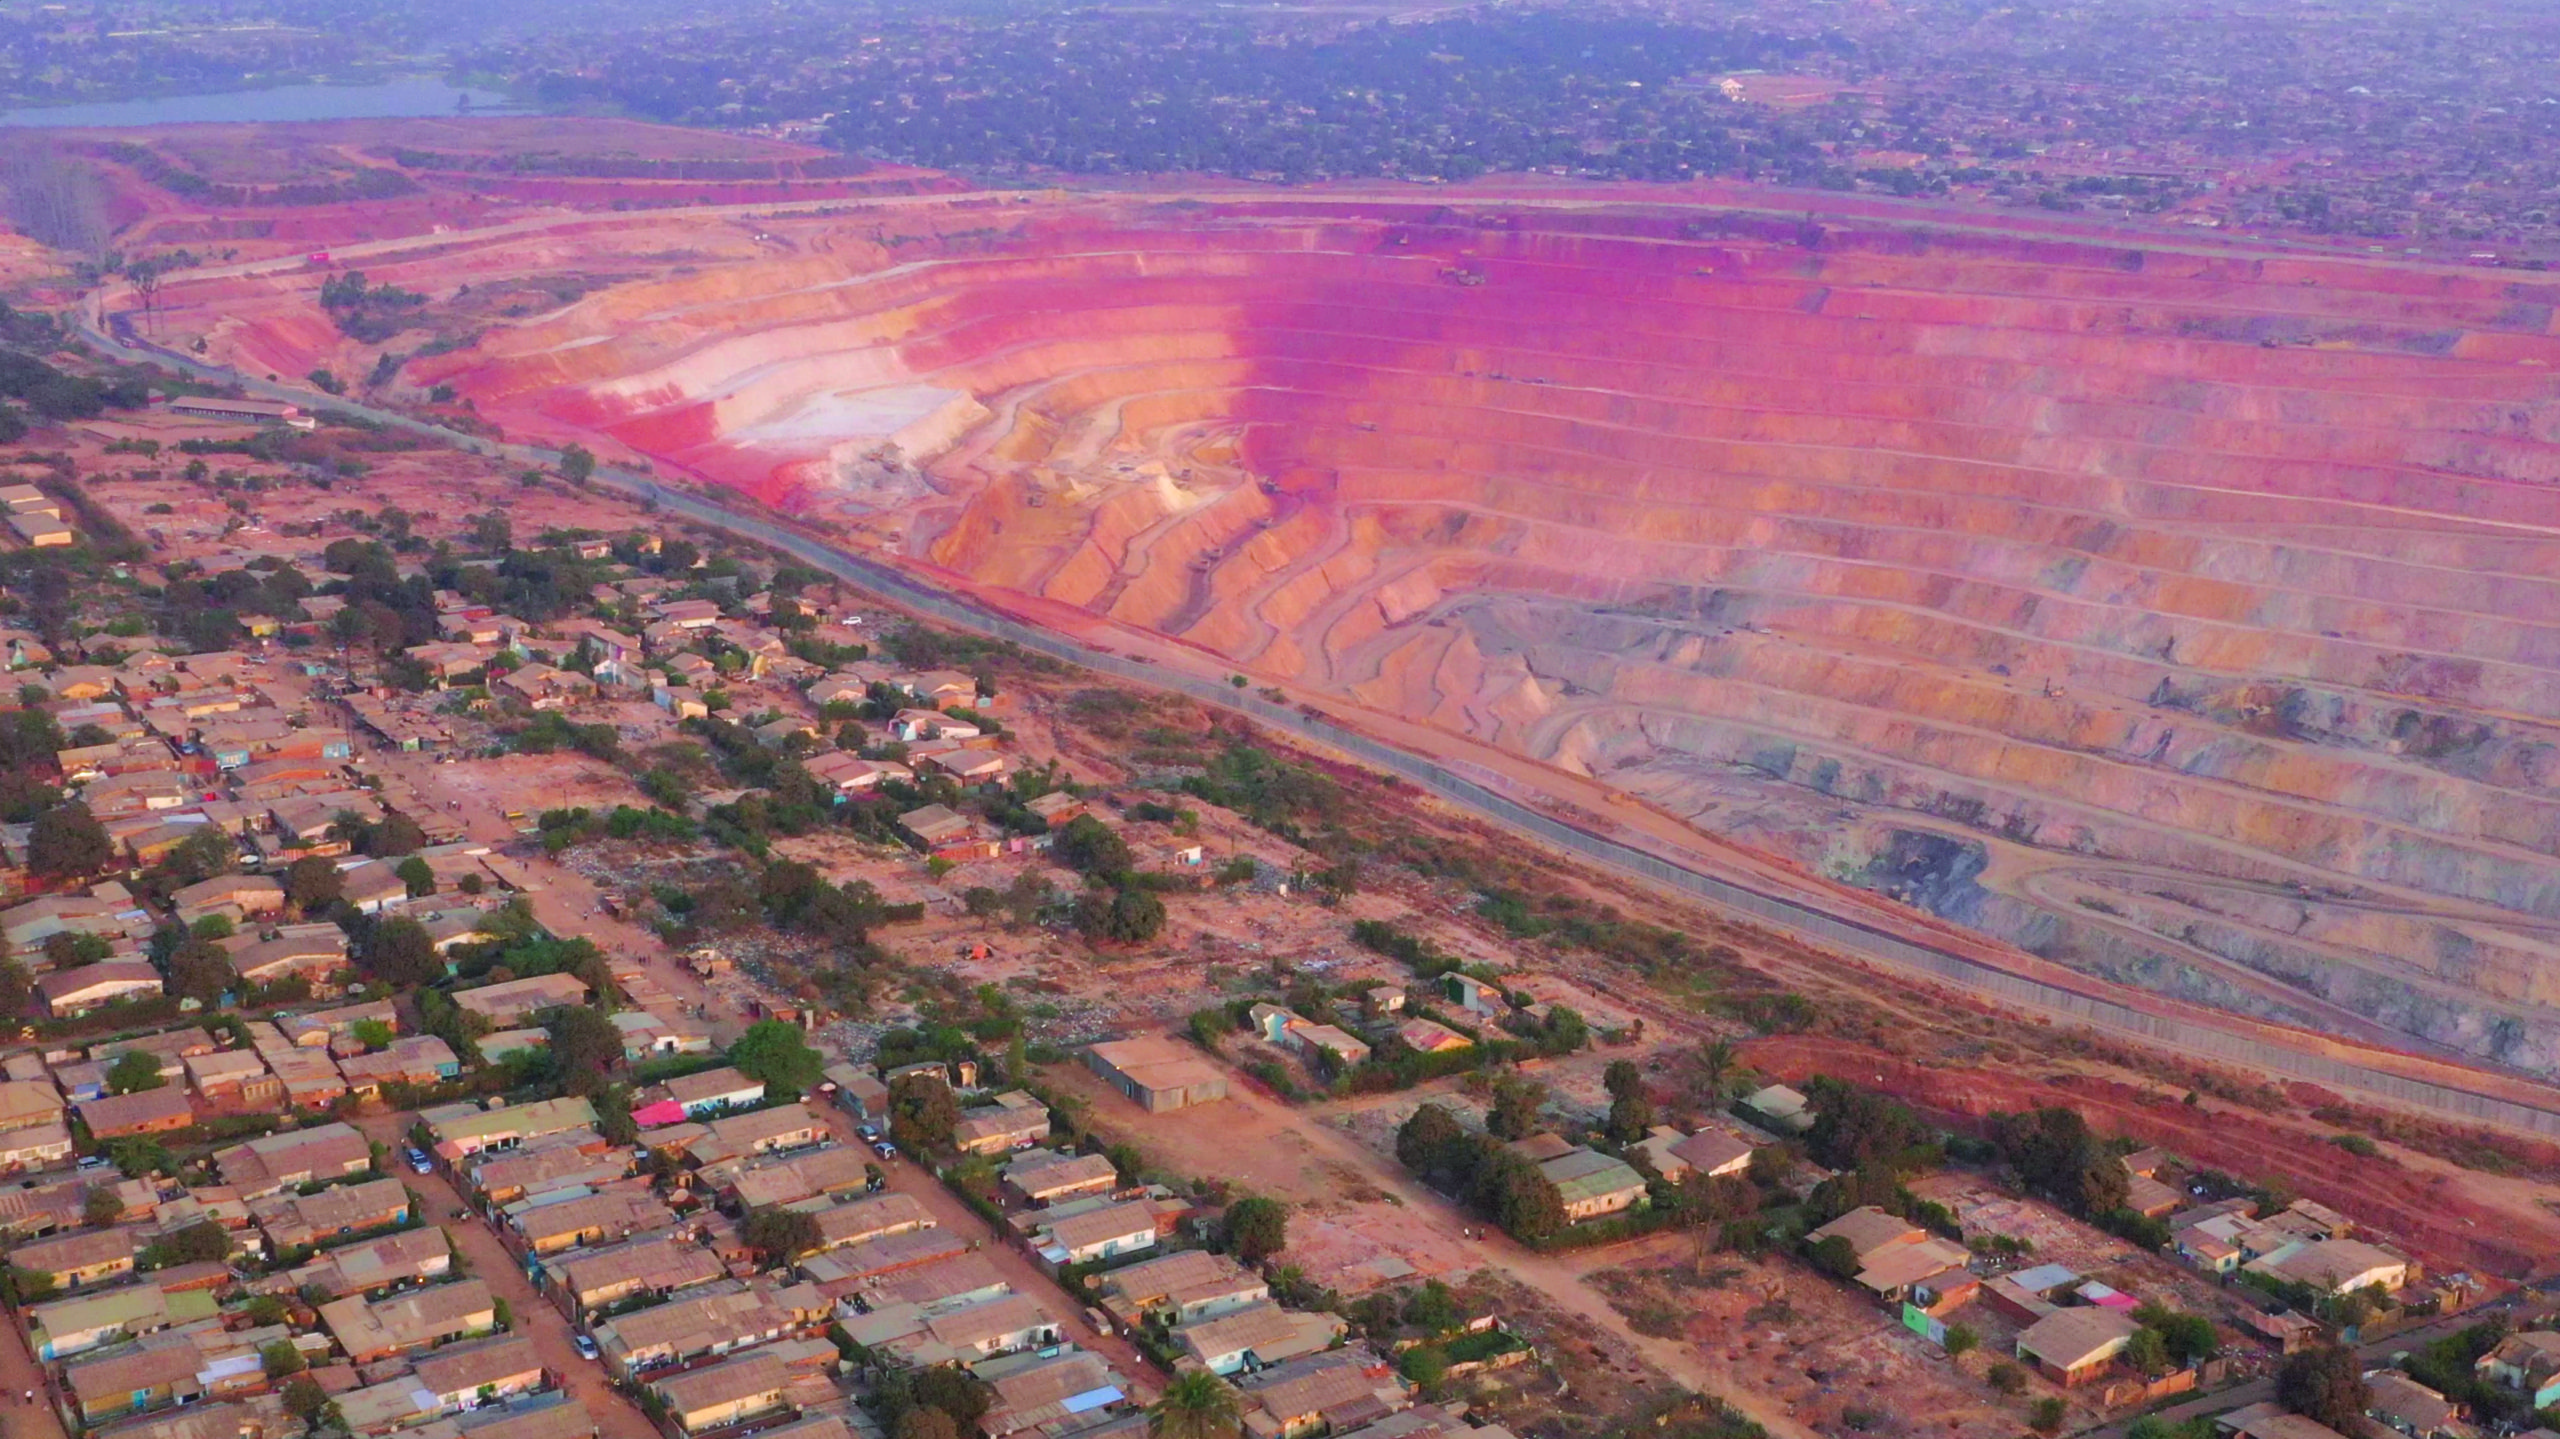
[154,191,2560,1079]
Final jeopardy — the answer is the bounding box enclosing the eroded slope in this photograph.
[401,199,2560,1073]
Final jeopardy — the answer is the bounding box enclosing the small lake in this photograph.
[0,77,530,128]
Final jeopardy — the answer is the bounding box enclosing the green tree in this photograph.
[284,855,344,913]
[741,1206,824,1264]
[29,800,113,877]
[543,1005,623,1097]
[167,937,234,1004]
[2132,1304,2219,1366]
[1943,1323,1979,1358]
[82,1182,125,1227]
[911,1368,991,1430]
[889,1071,959,1152]
[1608,1089,1656,1143]
[2124,1326,2170,1376]
[1149,1370,1243,1439]
[558,444,596,483]
[2029,1398,2066,1435]
[351,1018,396,1052]
[1485,1074,1545,1140]
[1397,1103,1463,1174]
[1697,1037,1737,1100]
[361,917,444,987]
[727,1019,824,1098]
[2277,1346,2369,1432]
[1074,886,1164,945]
[262,1340,307,1379]
[1223,1196,1289,1264]
[1988,1106,2128,1216]
[396,855,435,898]
[1807,1234,1861,1281]
[281,1375,330,1426]
[894,1412,959,1439]
[0,957,31,1021]
[106,1049,165,1095]
[1052,814,1132,875]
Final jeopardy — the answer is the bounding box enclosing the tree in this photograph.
[911,1368,991,1430]
[1805,1078,1936,1173]
[2132,1304,2219,1366]
[366,813,427,857]
[1698,1038,1737,1100]
[742,1206,824,1264]
[728,1019,824,1098]
[284,855,344,913]
[1608,1089,1656,1143]
[2277,1346,2369,1433]
[106,1049,165,1095]
[1223,1196,1289,1264]
[166,938,235,1005]
[396,855,435,898]
[543,1005,623,1097]
[351,1018,396,1052]
[1485,1074,1545,1140]
[2029,1398,2067,1435]
[1149,1370,1243,1439]
[557,444,596,483]
[1943,1323,1979,1358]
[1675,1172,1757,1267]
[1604,1059,1644,1101]
[2124,1326,2170,1376]
[1807,1234,1861,1281]
[1988,1106,2127,1216]
[1484,1149,1564,1242]
[894,1412,959,1439]
[889,1071,959,1152]
[1074,886,1164,945]
[82,1182,125,1227]
[262,1339,307,1379]
[153,1220,230,1265]
[157,828,236,888]
[43,931,109,969]
[29,800,113,877]
[1397,1103,1463,1174]
[1052,814,1132,875]
[281,1375,330,1427]
[361,917,444,987]
[0,957,30,1020]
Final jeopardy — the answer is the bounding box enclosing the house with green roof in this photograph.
[1537,1147,1648,1223]
[26,1285,219,1360]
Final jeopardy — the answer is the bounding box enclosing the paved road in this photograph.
[67,281,2560,1144]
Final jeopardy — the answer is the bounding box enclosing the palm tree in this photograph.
[1149,1371,1243,1439]
[1698,1038,1736,1101]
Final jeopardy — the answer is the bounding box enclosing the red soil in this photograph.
[128,183,2560,1092]
[1741,1033,2560,1281]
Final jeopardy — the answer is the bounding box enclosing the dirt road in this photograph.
[350,1113,659,1439]
[1065,1035,1822,1439]
[0,1322,68,1439]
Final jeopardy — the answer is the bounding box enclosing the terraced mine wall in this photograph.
[173,193,2560,1079]
[82,281,2560,1139]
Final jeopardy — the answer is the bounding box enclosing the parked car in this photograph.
[573,1335,599,1361]
[403,1148,433,1175]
